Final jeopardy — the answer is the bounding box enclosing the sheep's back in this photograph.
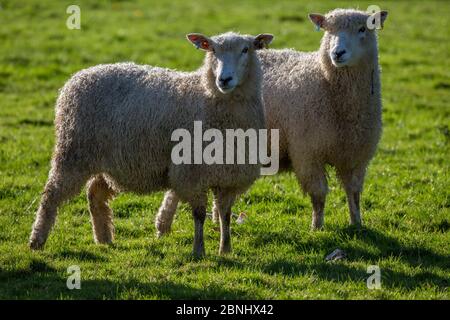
[54,63,201,191]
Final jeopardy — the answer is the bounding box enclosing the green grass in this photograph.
[0,0,449,299]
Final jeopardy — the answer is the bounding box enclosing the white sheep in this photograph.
[156,9,388,233]
[29,32,274,257]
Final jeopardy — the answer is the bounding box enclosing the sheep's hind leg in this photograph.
[155,190,180,237]
[192,205,207,258]
[349,192,361,226]
[215,190,235,255]
[311,192,326,230]
[338,168,366,227]
[29,166,89,250]
[87,175,116,244]
[211,191,220,224]
[293,164,328,230]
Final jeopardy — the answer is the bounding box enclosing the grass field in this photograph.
[0,0,449,299]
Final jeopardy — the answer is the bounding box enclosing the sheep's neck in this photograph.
[319,51,380,117]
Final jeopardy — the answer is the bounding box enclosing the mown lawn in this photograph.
[0,0,448,299]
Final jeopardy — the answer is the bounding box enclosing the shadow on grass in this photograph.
[0,263,251,299]
[337,226,449,269]
[250,225,449,290]
[250,225,449,269]
[261,259,449,291]
[52,249,109,262]
[2,224,447,298]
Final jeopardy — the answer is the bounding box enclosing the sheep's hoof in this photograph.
[94,238,114,245]
[311,223,324,231]
[193,253,205,260]
[29,237,45,250]
[219,247,232,255]
[155,220,171,238]
[156,227,170,238]
[349,221,362,229]
[156,229,170,238]
[93,230,114,245]
[311,214,324,230]
[192,248,206,259]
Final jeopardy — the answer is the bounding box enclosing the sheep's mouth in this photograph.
[331,58,349,67]
[217,84,236,94]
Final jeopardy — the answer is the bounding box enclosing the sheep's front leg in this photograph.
[192,205,206,258]
[215,191,235,255]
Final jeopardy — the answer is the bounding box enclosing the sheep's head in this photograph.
[309,9,388,68]
[187,32,273,94]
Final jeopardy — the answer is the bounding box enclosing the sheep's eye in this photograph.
[358,26,366,33]
[242,47,249,54]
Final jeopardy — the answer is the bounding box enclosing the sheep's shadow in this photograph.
[250,225,449,269]
[260,259,448,291]
[50,249,109,262]
[336,226,449,270]
[0,262,250,299]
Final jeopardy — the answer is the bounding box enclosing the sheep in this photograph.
[28,31,274,257]
[155,9,388,234]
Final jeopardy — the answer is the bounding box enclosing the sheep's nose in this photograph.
[334,50,346,59]
[219,76,233,86]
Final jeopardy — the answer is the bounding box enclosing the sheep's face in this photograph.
[309,10,388,68]
[187,32,273,94]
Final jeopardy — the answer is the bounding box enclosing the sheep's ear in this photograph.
[308,13,326,30]
[186,33,214,51]
[380,11,389,28]
[254,34,274,50]
[368,10,388,30]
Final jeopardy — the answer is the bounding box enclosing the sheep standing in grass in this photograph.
[29,32,274,257]
[156,9,388,233]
